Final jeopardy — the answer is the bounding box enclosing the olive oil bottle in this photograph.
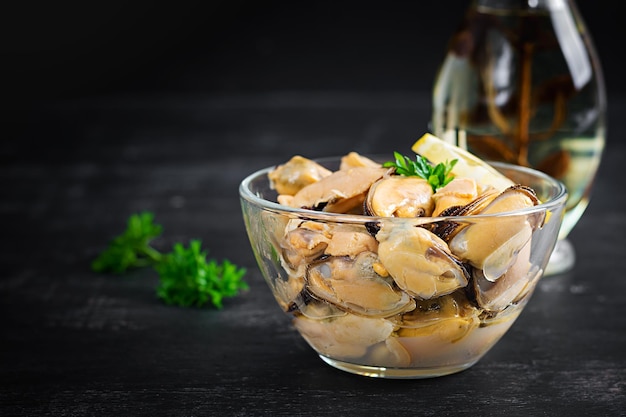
[431,0,606,274]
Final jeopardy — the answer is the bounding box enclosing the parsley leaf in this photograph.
[383,151,458,191]
[91,211,163,274]
[156,240,248,309]
[92,212,248,309]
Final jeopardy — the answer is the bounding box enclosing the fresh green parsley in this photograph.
[383,151,458,191]
[91,211,248,309]
[156,240,248,309]
[91,212,163,274]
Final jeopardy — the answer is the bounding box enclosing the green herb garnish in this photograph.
[91,212,163,274]
[156,240,247,309]
[92,211,248,309]
[383,151,458,191]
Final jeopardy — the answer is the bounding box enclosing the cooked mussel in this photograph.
[293,313,396,359]
[279,220,331,276]
[305,251,416,318]
[287,166,390,213]
[268,155,332,196]
[376,223,470,300]
[393,290,480,343]
[448,185,542,281]
[431,177,479,216]
[472,240,542,312]
[340,152,382,170]
[365,176,434,217]
[323,224,379,257]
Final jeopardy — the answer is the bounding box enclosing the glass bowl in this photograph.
[239,157,567,378]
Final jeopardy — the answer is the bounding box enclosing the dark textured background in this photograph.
[2,2,624,416]
[3,1,621,105]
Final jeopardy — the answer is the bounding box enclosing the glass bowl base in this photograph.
[545,238,576,276]
[319,355,479,379]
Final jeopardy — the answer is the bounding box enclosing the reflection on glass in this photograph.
[431,0,606,274]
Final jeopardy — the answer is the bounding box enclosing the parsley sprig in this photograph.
[156,240,247,309]
[91,212,163,274]
[92,212,248,309]
[383,151,458,191]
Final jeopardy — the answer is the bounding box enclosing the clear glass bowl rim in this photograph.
[239,157,568,225]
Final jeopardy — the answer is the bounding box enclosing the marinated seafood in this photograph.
[306,251,416,317]
[282,166,389,213]
[255,142,559,373]
[268,155,332,196]
[447,185,542,281]
[365,176,434,217]
[431,177,478,216]
[376,223,469,300]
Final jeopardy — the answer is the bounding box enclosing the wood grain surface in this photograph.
[2,92,625,416]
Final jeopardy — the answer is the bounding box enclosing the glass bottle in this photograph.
[431,0,606,275]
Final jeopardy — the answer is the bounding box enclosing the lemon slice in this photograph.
[411,133,514,191]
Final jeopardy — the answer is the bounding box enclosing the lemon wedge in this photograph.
[411,133,514,191]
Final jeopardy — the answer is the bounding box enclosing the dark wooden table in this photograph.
[2,92,625,416]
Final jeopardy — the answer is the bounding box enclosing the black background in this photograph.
[3,1,621,109]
